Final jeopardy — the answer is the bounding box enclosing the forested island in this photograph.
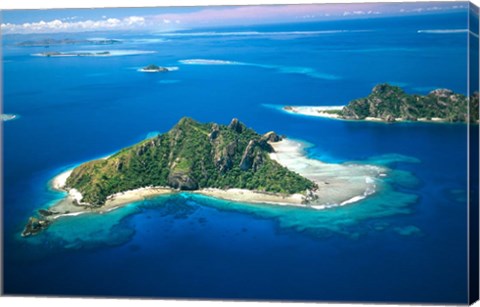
[23,118,319,236]
[284,84,479,123]
[65,117,315,206]
[139,64,170,72]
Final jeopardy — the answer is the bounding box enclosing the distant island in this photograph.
[22,117,383,236]
[284,84,479,123]
[32,50,157,58]
[139,64,170,72]
[1,114,18,122]
[35,51,111,57]
[17,38,122,47]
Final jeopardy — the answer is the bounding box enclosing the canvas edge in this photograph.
[468,1,480,305]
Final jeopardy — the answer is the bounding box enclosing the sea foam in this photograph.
[179,58,339,80]
[417,29,479,38]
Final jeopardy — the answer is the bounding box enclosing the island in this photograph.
[17,38,122,47]
[1,114,18,122]
[22,117,384,237]
[139,64,170,72]
[33,50,156,57]
[36,51,111,57]
[283,84,479,123]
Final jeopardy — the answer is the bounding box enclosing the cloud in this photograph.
[1,15,147,34]
[150,2,464,27]
[0,3,468,34]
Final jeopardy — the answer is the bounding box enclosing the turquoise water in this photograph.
[2,11,474,303]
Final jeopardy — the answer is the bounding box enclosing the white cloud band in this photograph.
[1,16,146,34]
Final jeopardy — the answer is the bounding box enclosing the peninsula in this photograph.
[284,84,479,123]
[22,117,384,236]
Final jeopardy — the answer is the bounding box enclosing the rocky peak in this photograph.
[262,131,282,143]
[228,118,244,133]
[176,116,197,127]
[239,140,266,171]
[209,123,220,140]
[372,83,404,97]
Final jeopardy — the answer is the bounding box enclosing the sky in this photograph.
[0,2,470,34]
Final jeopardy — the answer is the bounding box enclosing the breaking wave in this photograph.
[418,29,479,38]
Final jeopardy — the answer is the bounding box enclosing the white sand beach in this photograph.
[47,168,175,219]
[283,105,344,120]
[283,105,450,123]
[269,138,385,208]
[195,188,307,206]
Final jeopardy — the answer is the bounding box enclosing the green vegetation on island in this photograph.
[141,64,169,72]
[65,117,316,206]
[339,84,479,123]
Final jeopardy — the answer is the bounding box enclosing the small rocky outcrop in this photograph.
[228,118,244,133]
[383,114,396,122]
[167,172,198,190]
[115,160,124,171]
[38,209,59,217]
[262,131,282,142]
[215,140,237,173]
[209,123,220,140]
[258,138,274,153]
[142,64,169,72]
[239,140,265,171]
[22,217,51,237]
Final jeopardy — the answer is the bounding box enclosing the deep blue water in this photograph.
[1,11,473,303]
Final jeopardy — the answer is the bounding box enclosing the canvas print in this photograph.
[1,1,479,304]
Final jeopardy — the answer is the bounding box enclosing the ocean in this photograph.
[1,11,474,303]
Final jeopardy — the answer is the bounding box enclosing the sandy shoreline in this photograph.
[283,105,450,123]
[283,105,344,120]
[269,138,385,208]
[47,171,176,218]
[194,188,307,207]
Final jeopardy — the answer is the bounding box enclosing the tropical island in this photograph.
[33,50,157,57]
[17,38,122,47]
[22,117,384,236]
[139,64,170,72]
[283,84,479,123]
[35,51,111,57]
